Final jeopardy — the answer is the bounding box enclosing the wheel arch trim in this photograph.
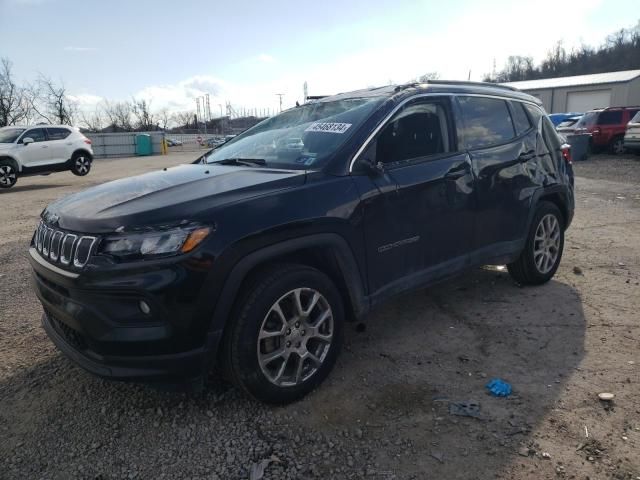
[209,233,368,335]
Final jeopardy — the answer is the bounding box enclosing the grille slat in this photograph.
[33,223,96,269]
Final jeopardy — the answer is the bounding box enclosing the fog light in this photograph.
[139,300,151,315]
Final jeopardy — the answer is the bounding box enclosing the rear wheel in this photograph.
[0,161,18,189]
[71,152,92,176]
[610,137,625,155]
[508,201,564,285]
[223,264,344,404]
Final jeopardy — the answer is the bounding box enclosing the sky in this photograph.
[0,0,637,118]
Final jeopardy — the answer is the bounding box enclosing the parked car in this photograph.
[556,115,583,134]
[166,138,183,147]
[29,82,574,403]
[206,137,225,148]
[0,125,93,189]
[573,106,640,154]
[549,112,583,127]
[623,110,640,153]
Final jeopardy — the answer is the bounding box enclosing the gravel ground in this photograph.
[1,153,639,480]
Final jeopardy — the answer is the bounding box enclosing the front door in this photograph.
[18,128,51,167]
[352,97,475,299]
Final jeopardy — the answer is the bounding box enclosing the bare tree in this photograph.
[103,100,132,131]
[171,110,195,130]
[416,72,440,82]
[0,58,31,127]
[131,98,156,131]
[80,107,106,132]
[30,75,76,125]
[157,107,170,130]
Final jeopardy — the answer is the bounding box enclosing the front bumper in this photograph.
[29,247,222,382]
[623,138,640,151]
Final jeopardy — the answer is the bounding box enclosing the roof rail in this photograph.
[424,79,520,92]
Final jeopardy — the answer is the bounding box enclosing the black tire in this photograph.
[0,160,18,189]
[223,264,344,404]
[71,152,92,176]
[610,136,625,155]
[508,201,565,285]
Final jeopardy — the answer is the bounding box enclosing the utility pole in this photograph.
[275,93,284,112]
[195,97,201,127]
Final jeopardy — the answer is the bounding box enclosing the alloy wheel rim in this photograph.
[613,140,624,154]
[0,165,16,186]
[533,213,560,274]
[75,157,89,174]
[257,287,333,387]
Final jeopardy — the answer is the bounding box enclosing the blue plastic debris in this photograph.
[486,378,512,397]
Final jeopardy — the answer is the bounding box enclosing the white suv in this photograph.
[0,125,94,189]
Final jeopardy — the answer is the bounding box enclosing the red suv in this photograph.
[573,106,640,154]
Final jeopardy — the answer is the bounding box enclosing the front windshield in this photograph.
[0,128,25,143]
[204,97,384,169]
[574,112,597,128]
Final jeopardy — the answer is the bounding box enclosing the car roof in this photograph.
[0,124,74,129]
[315,80,542,106]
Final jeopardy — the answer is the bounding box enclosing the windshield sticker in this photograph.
[305,122,352,134]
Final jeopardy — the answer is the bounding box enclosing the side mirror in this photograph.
[360,156,385,175]
[22,137,34,145]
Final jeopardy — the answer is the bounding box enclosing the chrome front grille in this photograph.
[35,221,97,268]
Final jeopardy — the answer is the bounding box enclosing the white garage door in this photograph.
[566,90,611,112]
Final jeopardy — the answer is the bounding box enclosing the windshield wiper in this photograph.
[217,158,267,167]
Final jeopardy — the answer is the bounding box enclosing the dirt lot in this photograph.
[1,153,639,480]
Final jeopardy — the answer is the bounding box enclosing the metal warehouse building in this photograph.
[503,69,640,113]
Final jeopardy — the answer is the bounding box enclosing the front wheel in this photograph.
[0,162,18,189]
[71,152,92,176]
[223,264,344,404]
[508,201,565,285]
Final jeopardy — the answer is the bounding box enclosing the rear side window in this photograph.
[47,127,71,140]
[511,102,532,135]
[524,104,544,126]
[631,111,640,123]
[458,96,515,149]
[597,111,622,125]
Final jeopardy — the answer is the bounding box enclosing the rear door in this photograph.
[352,96,475,297]
[596,109,623,144]
[458,96,538,260]
[46,127,73,163]
[17,128,51,167]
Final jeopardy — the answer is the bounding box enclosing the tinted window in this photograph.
[627,109,640,122]
[541,117,562,152]
[597,111,622,125]
[511,102,532,135]
[22,128,47,143]
[458,97,515,149]
[376,102,452,164]
[631,111,640,123]
[47,127,71,140]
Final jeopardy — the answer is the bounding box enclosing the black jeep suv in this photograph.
[29,81,574,404]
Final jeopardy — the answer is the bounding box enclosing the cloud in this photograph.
[257,54,275,63]
[64,46,97,52]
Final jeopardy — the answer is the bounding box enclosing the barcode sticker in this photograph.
[305,122,352,134]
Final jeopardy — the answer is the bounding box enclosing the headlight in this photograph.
[99,224,211,260]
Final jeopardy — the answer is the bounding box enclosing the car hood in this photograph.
[43,163,307,232]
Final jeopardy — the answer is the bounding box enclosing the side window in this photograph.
[524,104,544,126]
[47,127,71,140]
[375,101,452,165]
[627,109,640,122]
[511,102,532,135]
[21,128,47,143]
[458,96,515,149]
[597,111,622,125]
[541,116,562,152]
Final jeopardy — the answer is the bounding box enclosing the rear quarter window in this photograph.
[511,102,532,135]
[47,128,72,140]
[458,96,516,149]
[597,111,623,125]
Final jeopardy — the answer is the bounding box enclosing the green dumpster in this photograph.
[135,134,152,156]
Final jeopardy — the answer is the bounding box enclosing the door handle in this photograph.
[518,150,535,162]
[444,170,466,180]
[41,145,49,148]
